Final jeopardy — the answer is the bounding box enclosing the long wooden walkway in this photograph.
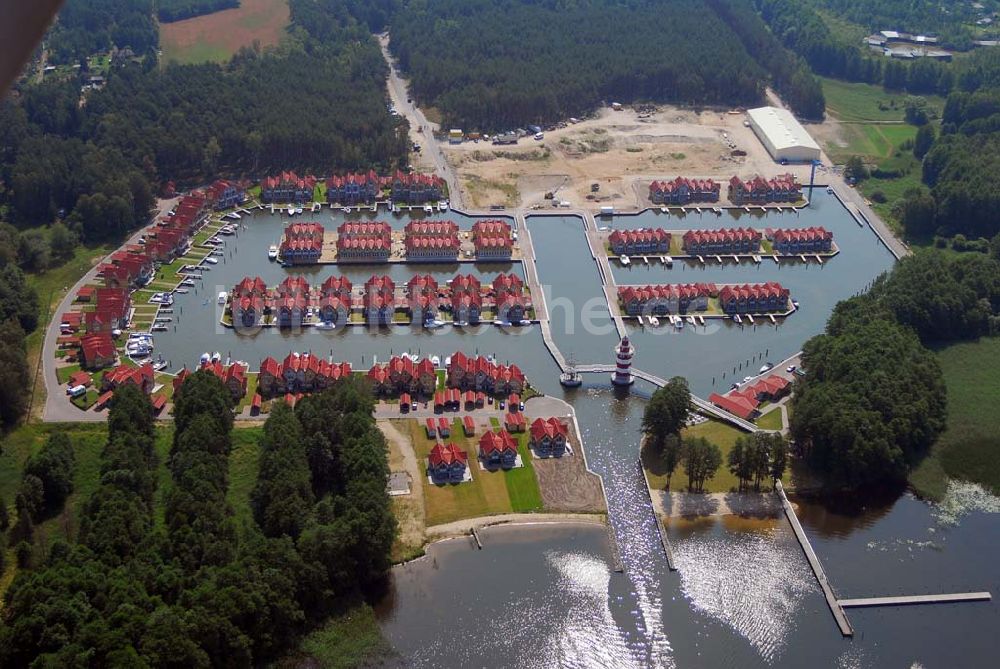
[839,592,992,608]
[775,481,854,637]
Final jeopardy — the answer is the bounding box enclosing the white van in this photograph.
[67,385,87,398]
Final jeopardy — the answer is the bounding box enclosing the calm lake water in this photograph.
[160,196,998,665]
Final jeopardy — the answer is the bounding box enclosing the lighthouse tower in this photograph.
[611,336,635,386]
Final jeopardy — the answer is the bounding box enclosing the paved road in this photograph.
[378,34,463,210]
[41,197,179,422]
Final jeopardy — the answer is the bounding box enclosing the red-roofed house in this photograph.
[479,430,519,469]
[617,283,714,315]
[79,333,116,370]
[530,417,569,457]
[718,282,790,314]
[261,171,317,204]
[280,222,324,265]
[428,443,468,483]
[609,229,671,255]
[708,392,759,420]
[101,362,155,394]
[682,228,762,255]
[728,173,801,205]
[392,171,444,204]
[472,219,513,260]
[767,226,834,254]
[206,179,245,210]
[649,177,720,204]
[326,170,380,205]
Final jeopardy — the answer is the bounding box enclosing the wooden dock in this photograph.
[839,592,991,608]
[775,481,855,637]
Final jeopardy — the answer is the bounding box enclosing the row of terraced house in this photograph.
[279,222,325,265]
[260,170,445,205]
[231,271,529,328]
[258,353,354,397]
[719,282,791,314]
[618,283,715,315]
[727,174,801,205]
[446,351,527,395]
[648,177,721,205]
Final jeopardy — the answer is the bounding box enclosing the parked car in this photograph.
[786,365,797,374]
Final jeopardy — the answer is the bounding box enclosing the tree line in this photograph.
[0,373,397,665]
[789,249,1000,489]
[157,0,240,23]
[641,376,789,493]
[388,0,820,130]
[0,260,39,430]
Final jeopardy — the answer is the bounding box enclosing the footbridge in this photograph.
[573,364,761,432]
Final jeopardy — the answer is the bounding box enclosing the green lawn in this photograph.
[909,338,1000,500]
[405,418,543,526]
[504,434,544,512]
[755,407,784,431]
[228,426,264,524]
[643,417,788,494]
[820,77,944,124]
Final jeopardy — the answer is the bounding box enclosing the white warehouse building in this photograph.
[746,106,822,163]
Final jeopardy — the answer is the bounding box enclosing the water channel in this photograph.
[155,194,999,666]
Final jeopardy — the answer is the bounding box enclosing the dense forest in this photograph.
[0,0,408,244]
[0,257,40,430]
[753,0,956,94]
[388,0,823,129]
[157,0,240,23]
[792,251,1000,488]
[47,0,158,64]
[0,375,396,666]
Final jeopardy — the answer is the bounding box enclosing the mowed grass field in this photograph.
[160,0,290,65]
[406,418,542,526]
[909,338,1000,500]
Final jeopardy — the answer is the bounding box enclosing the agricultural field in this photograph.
[160,0,290,65]
[909,338,1000,500]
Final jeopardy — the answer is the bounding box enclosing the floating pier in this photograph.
[776,481,854,637]
[838,593,991,608]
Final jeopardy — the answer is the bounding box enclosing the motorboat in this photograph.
[211,351,222,362]
[217,292,228,305]
[343,207,352,214]
[619,255,631,266]
[150,324,168,332]
[424,319,446,329]
[759,362,773,374]
[440,201,449,211]
[295,207,303,215]
[423,204,433,213]
[674,315,684,329]
[826,186,833,194]
[205,257,218,264]
[663,256,674,266]
[152,358,168,372]
[559,355,584,388]
[268,245,279,261]
[430,355,441,367]
[648,316,660,328]
[200,352,211,364]
[174,288,189,294]
[317,321,336,330]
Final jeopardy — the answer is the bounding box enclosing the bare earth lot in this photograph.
[442,107,814,210]
[160,0,290,65]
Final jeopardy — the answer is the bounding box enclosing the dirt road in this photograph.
[378,34,463,210]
